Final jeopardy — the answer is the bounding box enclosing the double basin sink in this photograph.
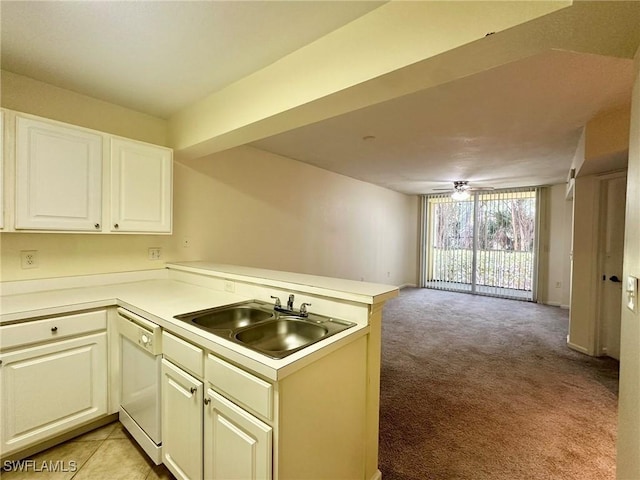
[174,300,356,359]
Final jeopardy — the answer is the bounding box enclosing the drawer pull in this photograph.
[190,387,197,394]
[51,326,58,333]
[204,398,210,405]
[94,223,100,229]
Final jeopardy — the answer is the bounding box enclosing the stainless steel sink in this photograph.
[174,300,356,359]
[174,301,274,330]
[235,318,328,354]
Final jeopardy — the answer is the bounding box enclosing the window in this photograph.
[421,188,538,301]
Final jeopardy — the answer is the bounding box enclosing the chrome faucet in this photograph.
[287,294,295,311]
[270,296,282,308]
[270,294,311,317]
[299,303,312,317]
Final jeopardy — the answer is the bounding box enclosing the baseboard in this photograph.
[567,341,590,355]
[544,301,561,307]
[560,304,570,310]
[399,283,417,290]
[1,413,118,463]
[370,469,382,480]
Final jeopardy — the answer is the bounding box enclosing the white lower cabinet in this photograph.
[161,359,203,480]
[161,336,273,480]
[0,332,108,455]
[204,388,272,480]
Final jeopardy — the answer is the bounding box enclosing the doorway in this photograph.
[597,173,627,360]
[421,188,538,301]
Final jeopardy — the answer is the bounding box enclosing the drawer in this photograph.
[205,353,273,420]
[162,330,204,378]
[0,310,107,350]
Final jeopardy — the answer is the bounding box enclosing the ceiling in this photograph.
[1,1,638,195]
[252,49,634,194]
[0,1,384,118]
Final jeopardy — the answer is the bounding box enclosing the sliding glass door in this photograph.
[422,188,537,301]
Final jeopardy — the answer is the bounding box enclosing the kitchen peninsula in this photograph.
[0,262,398,480]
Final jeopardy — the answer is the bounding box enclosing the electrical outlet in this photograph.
[148,247,161,260]
[21,250,38,269]
[224,280,235,293]
[182,238,190,248]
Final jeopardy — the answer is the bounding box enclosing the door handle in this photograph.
[609,275,622,283]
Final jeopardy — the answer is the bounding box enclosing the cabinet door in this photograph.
[0,332,108,455]
[110,138,172,233]
[161,359,203,480]
[204,389,272,480]
[15,116,102,231]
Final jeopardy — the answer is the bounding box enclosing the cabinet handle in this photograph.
[190,387,197,394]
[113,223,119,229]
[51,326,58,333]
[94,223,100,229]
[204,398,210,405]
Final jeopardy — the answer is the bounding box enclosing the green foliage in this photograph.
[431,249,533,291]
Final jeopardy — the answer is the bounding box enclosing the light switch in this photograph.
[627,276,638,313]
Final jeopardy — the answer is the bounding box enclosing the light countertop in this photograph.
[168,262,399,305]
[0,264,398,379]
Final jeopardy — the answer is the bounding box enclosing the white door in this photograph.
[161,359,203,480]
[599,175,627,360]
[15,116,103,231]
[110,138,172,233]
[204,388,272,480]
[0,333,107,454]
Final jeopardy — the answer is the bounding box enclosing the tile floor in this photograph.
[1,422,175,480]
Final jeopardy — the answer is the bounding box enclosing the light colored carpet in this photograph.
[379,288,619,480]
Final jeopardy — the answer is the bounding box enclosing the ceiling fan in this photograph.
[433,181,494,200]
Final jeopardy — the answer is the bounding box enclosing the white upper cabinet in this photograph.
[110,138,172,233]
[8,111,172,234]
[15,116,103,231]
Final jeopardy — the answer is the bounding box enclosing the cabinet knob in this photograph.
[51,326,58,333]
[113,223,119,229]
[190,387,197,394]
[204,398,210,405]
[94,223,100,229]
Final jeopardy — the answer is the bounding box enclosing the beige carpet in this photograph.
[379,288,619,480]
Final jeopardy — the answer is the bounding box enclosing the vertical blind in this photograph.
[421,187,538,301]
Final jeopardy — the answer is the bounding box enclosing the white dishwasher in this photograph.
[117,307,163,464]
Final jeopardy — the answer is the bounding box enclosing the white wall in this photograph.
[174,146,418,286]
[617,46,640,480]
[545,184,572,307]
[0,72,418,286]
[1,71,168,146]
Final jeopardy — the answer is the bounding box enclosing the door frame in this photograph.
[594,170,627,358]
